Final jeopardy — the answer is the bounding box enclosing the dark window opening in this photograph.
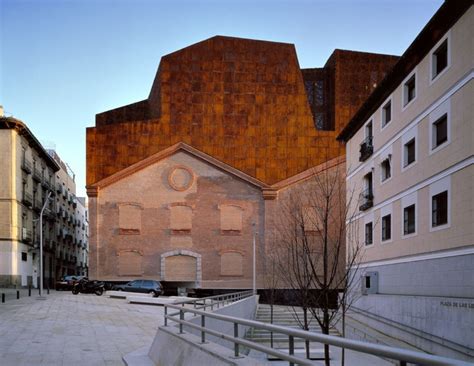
[382,214,391,241]
[433,114,448,148]
[365,276,371,289]
[381,159,391,181]
[382,101,391,127]
[432,191,448,227]
[404,75,416,105]
[433,40,448,78]
[404,139,416,167]
[21,252,27,262]
[365,222,373,246]
[403,204,416,235]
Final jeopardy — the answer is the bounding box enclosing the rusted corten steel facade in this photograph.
[86,36,398,288]
[87,36,398,187]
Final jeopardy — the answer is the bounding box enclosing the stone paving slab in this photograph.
[0,290,164,366]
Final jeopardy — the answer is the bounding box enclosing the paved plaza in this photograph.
[0,290,164,366]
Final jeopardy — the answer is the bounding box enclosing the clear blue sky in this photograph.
[1,0,443,197]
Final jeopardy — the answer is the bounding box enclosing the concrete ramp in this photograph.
[127,296,195,305]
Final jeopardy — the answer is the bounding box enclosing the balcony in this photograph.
[32,168,42,182]
[21,159,32,174]
[359,136,374,162]
[359,189,374,211]
[41,179,49,190]
[56,183,62,194]
[22,228,32,243]
[22,192,33,207]
[33,199,43,212]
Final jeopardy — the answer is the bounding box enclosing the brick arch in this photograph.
[160,249,202,285]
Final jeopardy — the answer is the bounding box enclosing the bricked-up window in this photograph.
[432,39,448,79]
[433,114,448,148]
[220,205,243,234]
[118,251,142,276]
[170,204,193,234]
[303,206,320,233]
[365,222,373,246]
[118,204,142,234]
[403,204,416,235]
[381,214,391,242]
[432,191,448,227]
[221,252,243,276]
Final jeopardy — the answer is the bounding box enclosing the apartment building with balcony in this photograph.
[338,1,473,360]
[47,150,89,280]
[0,111,60,287]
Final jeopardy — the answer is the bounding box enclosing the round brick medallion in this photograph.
[168,165,194,191]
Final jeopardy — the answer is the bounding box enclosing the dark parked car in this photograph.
[56,275,86,291]
[113,280,162,297]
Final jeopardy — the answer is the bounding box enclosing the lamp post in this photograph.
[252,222,257,295]
[38,191,52,300]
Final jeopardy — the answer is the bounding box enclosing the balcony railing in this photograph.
[359,189,374,211]
[33,199,43,212]
[359,136,374,162]
[21,159,32,174]
[22,192,33,207]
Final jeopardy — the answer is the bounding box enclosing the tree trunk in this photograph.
[324,310,330,366]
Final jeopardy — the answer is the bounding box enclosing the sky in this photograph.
[1,0,444,197]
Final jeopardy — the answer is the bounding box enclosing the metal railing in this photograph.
[163,291,470,366]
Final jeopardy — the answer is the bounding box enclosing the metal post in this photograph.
[234,322,239,357]
[38,192,51,300]
[1,293,4,303]
[211,299,214,311]
[164,306,168,326]
[16,290,19,299]
[252,223,257,295]
[28,286,31,296]
[179,309,184,334]
[201,315,206,343]
[289,335,294,366]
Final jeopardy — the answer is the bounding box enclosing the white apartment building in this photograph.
[338,1,473,361]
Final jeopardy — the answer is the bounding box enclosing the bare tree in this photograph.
[271,160,363,366]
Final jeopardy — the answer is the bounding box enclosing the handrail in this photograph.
[163,295,471,366]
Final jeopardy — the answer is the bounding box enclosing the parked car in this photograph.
[113,280,162,297]
[56,275,86,291]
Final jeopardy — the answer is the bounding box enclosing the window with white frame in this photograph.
[381,158,391,182]
[432,192,448,227]
[403,138,416,167]
[381,214,391,242]
[403,204,416,235]
[403,74,416,107]
[432,39,448,80]
[382,99,392,128]
[433,114,448,149]
[365,222,373,246]
[430,176,451,231]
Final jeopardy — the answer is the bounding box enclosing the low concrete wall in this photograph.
[148,295,259,365]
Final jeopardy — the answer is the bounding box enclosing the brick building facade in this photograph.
[86,36,398,290]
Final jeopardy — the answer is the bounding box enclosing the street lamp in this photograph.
[38,191,52,300]
[252,222,257,295]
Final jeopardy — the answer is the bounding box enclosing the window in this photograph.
[381,214,391,241]
[21,252,28,262]
[432,39,448,79]
[365,222,373,246]
[403,74,416,106]
[382,100,391,127]
[433,114,448,149]
[432,191,448,227]
[403,204,416,235]
[381,159,391,182]
[404,138,416,167]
